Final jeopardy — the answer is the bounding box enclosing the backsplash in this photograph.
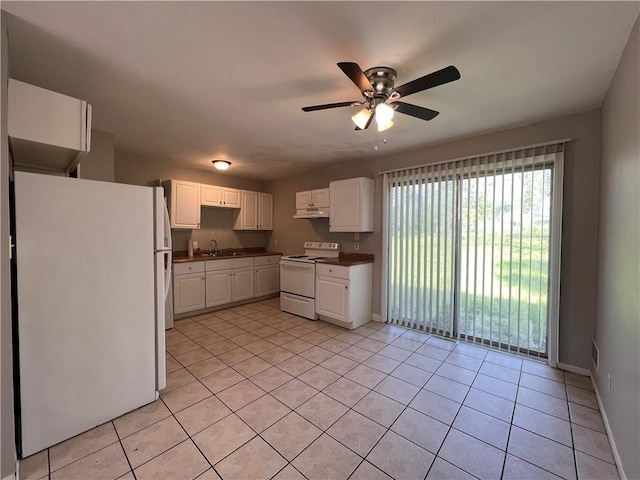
[171,207,269,252]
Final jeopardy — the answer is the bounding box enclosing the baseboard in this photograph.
[557,362,591,376]
[591,374,627,480]
[371,313,383,323]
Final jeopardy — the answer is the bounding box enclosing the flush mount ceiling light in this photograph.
[212,160,231,170]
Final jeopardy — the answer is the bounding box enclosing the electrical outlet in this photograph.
[354,243,359,251]
[607,373,611,395]
[192,241,198,249]
[354,233,360,241]
[274,239,278,247]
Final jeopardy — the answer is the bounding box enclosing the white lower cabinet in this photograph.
[173,262,205,314]
[315,262,373,329]
[232,267,255,301]
[175,255,280,316]
[255,255,281,297]
[316,274,349,323]
[205,257,254,307]
[205,269,233,307]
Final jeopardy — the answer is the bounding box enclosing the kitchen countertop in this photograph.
[316,252,374,266]
[173,248,282,264]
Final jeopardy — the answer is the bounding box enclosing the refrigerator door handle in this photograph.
[163,197,172,250]
[164,250,172,300]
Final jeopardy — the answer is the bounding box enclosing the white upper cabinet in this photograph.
[164,179,201,229]
[201,185,242,209]
[8,79,92,174]
[234,191,273,230]
[329,177,374,232]
[258,192,274,230]
[295,188,329,209]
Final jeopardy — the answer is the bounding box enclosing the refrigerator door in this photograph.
[153,187,169,390]
[15,172,158,457]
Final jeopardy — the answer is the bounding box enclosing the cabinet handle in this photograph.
[201,277,205,280]
[345,285,348,289]
[329,269,333,273]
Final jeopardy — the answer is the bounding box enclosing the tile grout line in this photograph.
[39,299,606,480]
[498,363,522,480]
[110,419,137,479]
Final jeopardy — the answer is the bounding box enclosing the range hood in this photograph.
[8,79,92,175]
[293,208,329,219]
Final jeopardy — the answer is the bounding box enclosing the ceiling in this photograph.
[3,2,639,180]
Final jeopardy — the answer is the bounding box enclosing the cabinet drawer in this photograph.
[174,261,205,275]
[315,263,350,280]
[206,257,254,271]
[254,255,281,266]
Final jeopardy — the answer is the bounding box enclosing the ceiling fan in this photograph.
[302,62,461,132]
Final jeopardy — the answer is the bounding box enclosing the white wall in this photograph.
[79,129,114,182]
[594,16,639,480]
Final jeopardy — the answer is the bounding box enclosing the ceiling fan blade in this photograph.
[394,102,440,121]
[393,65,460,98]
[301,101,359,112]
[337,62,374,94]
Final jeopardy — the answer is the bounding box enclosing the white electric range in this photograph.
[280,242,340,320]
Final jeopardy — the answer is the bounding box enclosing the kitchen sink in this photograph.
[202,251,245,258]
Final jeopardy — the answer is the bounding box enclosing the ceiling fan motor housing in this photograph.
[364,67,397,99]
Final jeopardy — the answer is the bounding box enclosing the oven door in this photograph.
[280,260,316,298]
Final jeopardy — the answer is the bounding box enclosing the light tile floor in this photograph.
[19,297,619,480]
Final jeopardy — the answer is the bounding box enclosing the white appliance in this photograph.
[280,242,339,320]
[13,172,171,457]
[293,207,330,219]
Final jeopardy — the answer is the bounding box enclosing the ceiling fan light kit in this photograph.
[351,108,372,130]
[375,102,394,131]
[303,62,460,132]
[377,119,393,132]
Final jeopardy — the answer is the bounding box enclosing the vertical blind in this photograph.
[383,141,566,359]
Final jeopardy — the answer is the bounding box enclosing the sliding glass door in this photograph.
[384,144,564,358]
[388,170,456,337]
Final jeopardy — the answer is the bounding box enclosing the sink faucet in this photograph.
[209,239,218,256]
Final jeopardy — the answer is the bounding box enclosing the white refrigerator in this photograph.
[13,171,171,457]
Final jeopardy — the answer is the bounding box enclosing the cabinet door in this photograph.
[311,188,330,208]
[173,272,205,314]
[329,179,361,232]
[201,185,223,206]
[255,265,279,297]
[258,192,273,230]
[205,270,232,307]
[329,178,373,232]
[232,267,255,301]
[315,275,349,322]
[234,190,257,229]
[223,188,242,208]
[296,190,312,209]
[171,180,201,229]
